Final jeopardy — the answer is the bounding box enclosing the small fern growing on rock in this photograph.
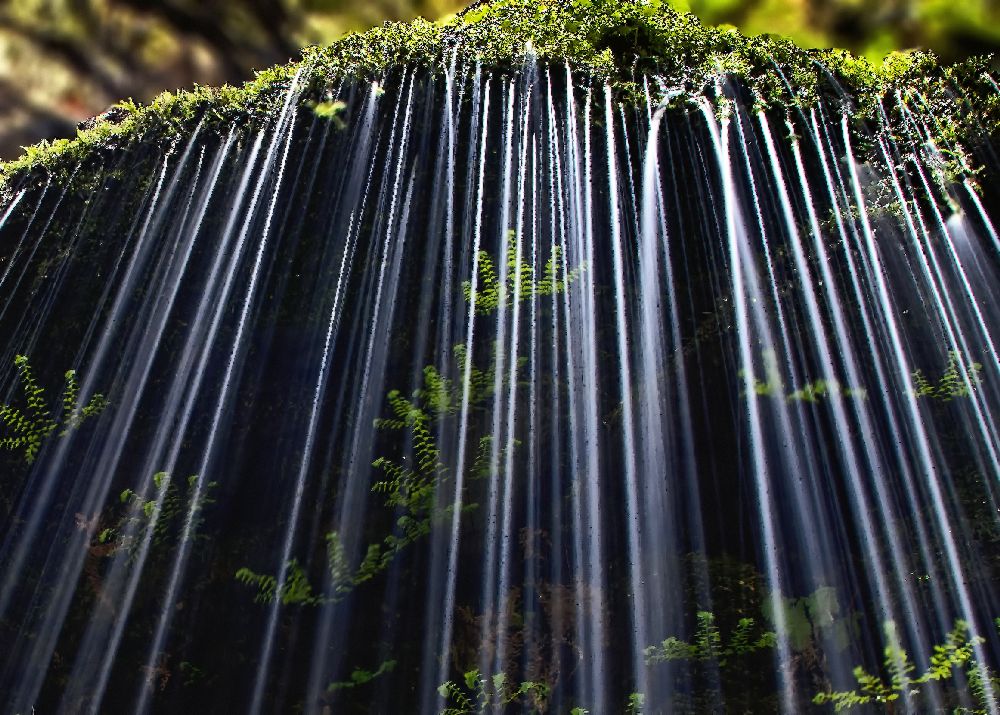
[644,611,776,666]
[462,237,584,316]
[437,669,549,715]
[813,619,998,712]
[326,658,397,695]
[0,355,107,463]
[236,343,520,607]
[912,350,983,401]
[110,472,217,551]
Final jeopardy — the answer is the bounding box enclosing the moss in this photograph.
[2,0,998,188]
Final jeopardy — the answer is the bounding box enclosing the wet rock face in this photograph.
[1,2,1000,713]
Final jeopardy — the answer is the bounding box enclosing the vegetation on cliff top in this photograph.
[1,0,997,187]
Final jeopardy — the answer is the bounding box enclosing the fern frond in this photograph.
[693,611,722,660]
[470,436,493,480]
[81,393,107,419]
[325,532,352,593]
[438,680,474,713]
[374,417,406,430]
[912,351,983,401]
[1,356,107,462]
[280,559,320,605]
[815,619,990,711]
[883,621,915,690]
[235,567,278,604]
[61,369,79,424]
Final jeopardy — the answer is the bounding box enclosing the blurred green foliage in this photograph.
[671,0,1000,63]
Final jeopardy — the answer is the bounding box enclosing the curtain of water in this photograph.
[0,59,998,713]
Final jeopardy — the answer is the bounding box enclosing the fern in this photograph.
[280,559,322,605]
[813,619,989,711]
[967,660,1000,714]
[437,668,550,714]
[234,559,321,606]
[325,531,353,595]
[438,680,474,715]
[912,350,983,401]
[108,472,216,554]
[883,622,915,691]
[625,692,645,714]
[235,566,278,604]
[742,350,866,403]
[237,344,522,608]
[741,349,784,397]
[644,611,776,667]
[0,355,107,463]
[412,343,524,417]
[326,659,397,693]
[461,237,584,316]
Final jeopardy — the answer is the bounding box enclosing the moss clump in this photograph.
[2,0,998,188]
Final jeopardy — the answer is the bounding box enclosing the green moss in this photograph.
[2,0,998,188]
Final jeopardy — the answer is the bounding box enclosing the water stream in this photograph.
[0,56,999,713]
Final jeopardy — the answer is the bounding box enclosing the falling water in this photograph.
[1,30,999,715]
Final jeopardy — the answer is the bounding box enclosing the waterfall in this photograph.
[1,10,1000,713]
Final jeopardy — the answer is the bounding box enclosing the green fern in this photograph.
[625,692,645,714]
[326,659,397,694]
[461,236,584,316]
[644,611,776,667]
[967,660,1000,714]
[436,668,550,714]
[786,378,868,402]
[813,619,990,711]
[912,350,983,401]
[236,344,521,607]
[741,350,866,403]
[109,472,216,554]
[409,343,525,417]
[0,355,107,463]
[235,558,323,606]
[234,566,275,603]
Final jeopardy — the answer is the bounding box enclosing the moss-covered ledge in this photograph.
[2,0,998,189]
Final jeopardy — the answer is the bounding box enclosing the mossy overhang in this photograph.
[1,0,997,189]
